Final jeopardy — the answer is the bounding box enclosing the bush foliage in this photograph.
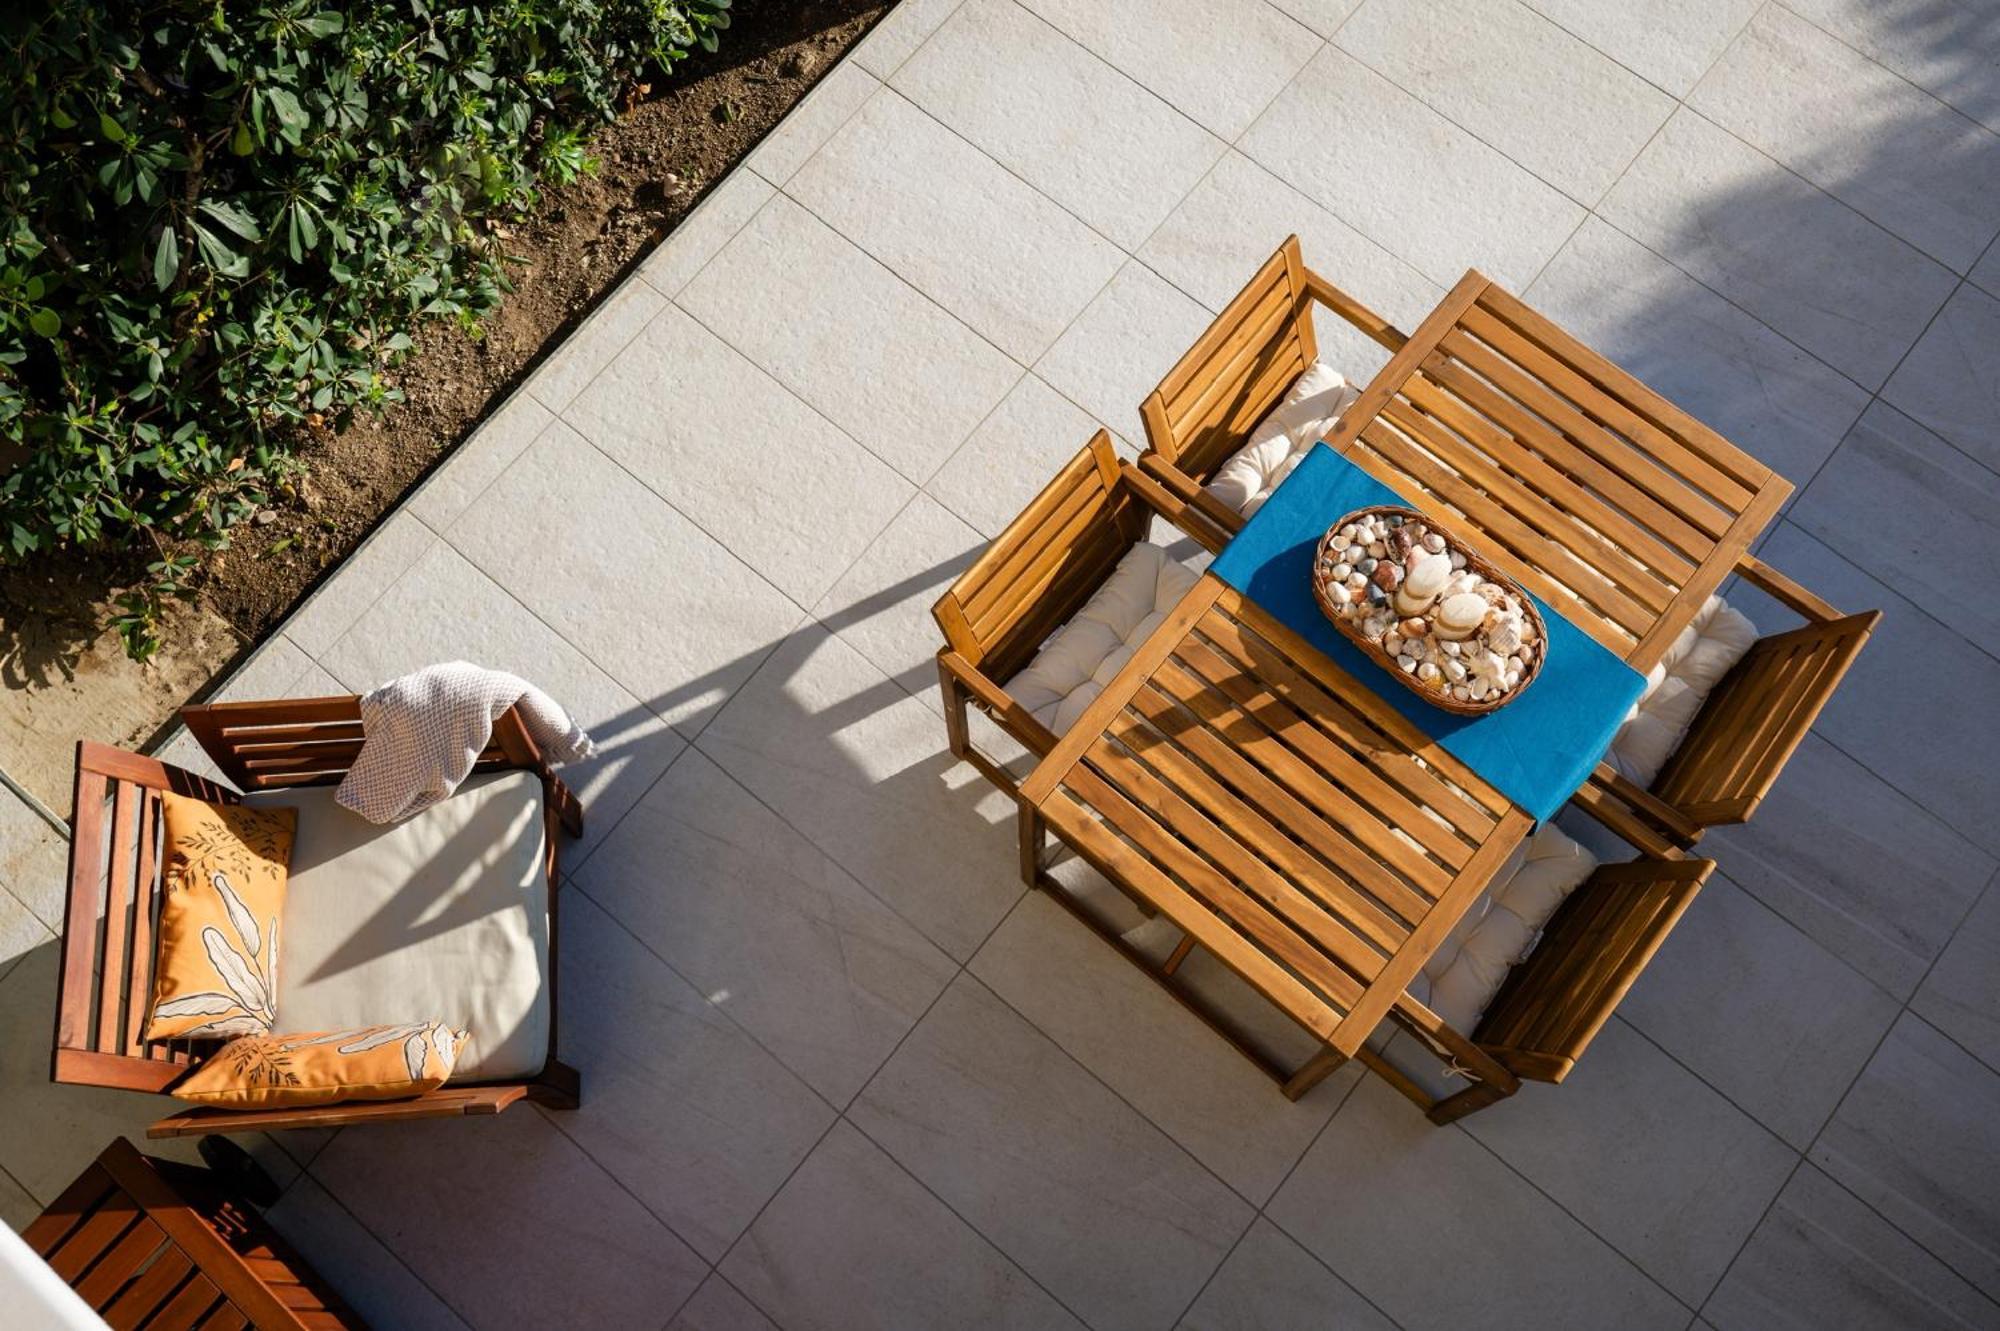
[0,0,729,655]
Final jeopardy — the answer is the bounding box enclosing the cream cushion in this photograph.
[244,771,550,1082]
[1008,543,1199,736]
[1606,595,1758,788]
[1206,361,1361,518]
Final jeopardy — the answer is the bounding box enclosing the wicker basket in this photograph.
[1310,506,1546,716]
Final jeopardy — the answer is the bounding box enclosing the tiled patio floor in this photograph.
[7,1,2000,1327]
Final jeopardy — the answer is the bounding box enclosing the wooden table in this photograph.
[1322,272,1792,674]
[1019,575,1533,1099]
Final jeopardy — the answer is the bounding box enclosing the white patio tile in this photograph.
[1338,0,1675,203]
[1690,6,2000,273]
[892,0,1224,251]
[1019,0,1320,141]
[1177,1217,1394,1330]
[1916,880,2000,1075]
[0,788,67,933]
[265,1176,473,1331]
[1599,109,1958,390]
[310,1109,708,1330]
[852,0,967,79]
[680,193,1023,485]
[318,540,686,864]
[1463,1020,1797,1305]
[810,493,983,703]
[407,392,555,532]
[1269,1077,1687,1329]
[1699,732,1994,1001]
[442,425,800,737]
[850,976,1254,1331]
[547,889,834,1261]
[1264,0,1361,39]
[573,748,955,1107]
[969,891,1347,1206]
[786,88,1125,362]
[1793,403,2000,656]
[638,170,777,297]
[1034,259,1216,446]
[0,1166,39,1233]
[696,622,1022,961]
[1778,0,2000,137]
[1521,0,1759,96]
[1727,522,2000,858]
[523,277,668,413]
[745,64,880,189]
[565,304,912,607]
[1812,1013,2000,1302]
[1882,280,2000,475]
[926,374,1104,539]
[721,1120,1083,1331]
[283,510,436,657]
[669,1275,778,1331]
[0,886,47,987]
[1141,150,1443,360]
[1615,873,1900,1150]
[1240,45,1584,289]
[1705,1163,1998,1331]
[1525,217,1868,490]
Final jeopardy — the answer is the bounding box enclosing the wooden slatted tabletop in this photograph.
[1020,575,1533,1082]
[1322,272,1792,673]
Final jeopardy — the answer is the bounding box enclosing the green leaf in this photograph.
[199,199,263,241]
[230,121,255,156]
[49,105,76,129]
[97,110,126,143]
[153,227,180,290]
[29,308,59,338]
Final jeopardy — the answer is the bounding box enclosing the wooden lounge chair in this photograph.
[54,697,582,1138]
[22,1136,365,1328]
[932,429,1229,797]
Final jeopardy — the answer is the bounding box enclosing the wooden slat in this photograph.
[99,782,139,1054]
[101,1246,194,1329]
[58,768,109,1055]
[127,791,160,1054]
[1322,269,1492,460]
[73,1215,167,1308]
[46,1193,140,1281]
[23,1163,117,1256]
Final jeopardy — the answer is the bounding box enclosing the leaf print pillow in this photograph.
[170,1020,468,1110]
[144,791,297,1042]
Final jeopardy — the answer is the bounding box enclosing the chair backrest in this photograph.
[1140,236,1317,481]
[1473,856,1714,1083]
[24,1137,364,1329]
[932,432,1147,684]
[55,744,240,1094]
[1655,611,1880,825]
[180,694,538,792]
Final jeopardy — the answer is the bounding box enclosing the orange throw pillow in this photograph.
[171,1021,468,1110]
[144,791,296,1042]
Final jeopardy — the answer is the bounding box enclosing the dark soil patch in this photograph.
[0,0,883,806]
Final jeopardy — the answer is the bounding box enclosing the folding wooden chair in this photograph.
[53,697,582,1138]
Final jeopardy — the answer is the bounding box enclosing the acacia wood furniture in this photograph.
[54,697,581,1139]
[932,428,1230,797]
[1016,572,1537,1103]
[1012,572,1717,1121]
[1141,237,1876,840]
[23,1137,365,1329]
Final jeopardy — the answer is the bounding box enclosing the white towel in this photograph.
[335,662,596,824]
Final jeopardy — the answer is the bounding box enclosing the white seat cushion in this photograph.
[1205,360,1360,518]
[1008,543,1200,736]
[1606,594,1758,788]
[244,771,550,1082]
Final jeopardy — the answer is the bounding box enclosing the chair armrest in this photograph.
[148,1084,532,1137]
[1138,454,1247,538]
[939,651,1060,757]
[1302,269,1408,352]
[1736,552,1842,622]
[1119,459,1232,554]
[1573,763,1701,853]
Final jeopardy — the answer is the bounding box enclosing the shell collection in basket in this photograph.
[1310,506,1546,715]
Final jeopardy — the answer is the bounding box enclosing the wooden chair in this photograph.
[1136,233,1406,537]
[22,1137,365,1329]
[1587,555,1881,847]
[932,429,1228,796]
[54,697,582,1139]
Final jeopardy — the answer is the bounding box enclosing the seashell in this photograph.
[1367,541,1388,559]
[1372,561,1402,590]
[1504,668,1522,689]
[1404,552,1452,600]
[1444,658,1467,683]
[1339,523,1357,541]
[1433,593,1487,641]
[1389,528,1416,558]
[1364,615,1392,639]
[1486,620,1523,656]
[1470,649,1509,691]
[1346,572,1367,590]
[1367,583,1389,604]
[1474,582,1508,606]
[1396,653,1418,673]
[1451,685,1471,701]
[1386,515,1405,527]
[1383,633,1404,656]
[1357,557,1377,575]
[1423,532,1447,553]
[1449,551,1467,569]
[1346,544,1366,563]
[1417,661,1440,681]
[1399,616,1428,638]
[1332,562,1352,581]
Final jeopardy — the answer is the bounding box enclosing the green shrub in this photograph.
[0,0,729,656]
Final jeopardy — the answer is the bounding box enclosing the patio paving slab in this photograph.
[1882,279,2000,476]
[1776,0,2000,137]
[405,392,554,534]
[638,170,777,297]
[745,65,880,191]
[671,1274,781,1331]
[1518,0,1759,96]
[924,375,1104,539]
[523,277,668,415]
[265,1176,472,1331]
[1035,259,1216,447]
[1913,880,2000,1075]
[1177,1217,1394,1331]
[1336,0,1675,204]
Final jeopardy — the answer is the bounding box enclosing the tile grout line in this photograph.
[1767,0,2000,144]
[291,1160,482,1331]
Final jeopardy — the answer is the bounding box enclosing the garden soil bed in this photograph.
[0,0,885,815]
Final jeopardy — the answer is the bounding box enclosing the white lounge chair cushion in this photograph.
[1206,361,1361,518]
[1008,543,1200,736]
[1605,594,1758,788]
[245,771,550,1082]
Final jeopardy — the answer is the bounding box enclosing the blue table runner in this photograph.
[1209,444,1645,822]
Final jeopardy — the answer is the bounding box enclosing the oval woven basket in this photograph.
[1310,505,1546,716]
